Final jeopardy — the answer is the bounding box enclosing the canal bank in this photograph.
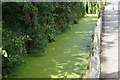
[9,15,97,78]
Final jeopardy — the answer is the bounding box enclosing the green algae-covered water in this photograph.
[10,14,97,78]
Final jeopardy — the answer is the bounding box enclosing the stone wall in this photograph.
[86,4,105,79]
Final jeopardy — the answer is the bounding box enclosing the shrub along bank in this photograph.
[2,2,101,76]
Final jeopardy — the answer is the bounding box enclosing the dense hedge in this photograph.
[86,2,101,14]
[2,2,100,76]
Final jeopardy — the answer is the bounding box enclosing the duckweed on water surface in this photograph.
[10,15,97,78]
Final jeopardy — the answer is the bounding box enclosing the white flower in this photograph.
[4,53,8,57]
[3,50,6,53]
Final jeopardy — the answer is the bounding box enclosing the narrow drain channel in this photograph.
[9,15,97,78]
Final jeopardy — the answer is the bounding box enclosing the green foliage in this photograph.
[2,2,101,76]
[2,29,26,76]
[86,2,101,14]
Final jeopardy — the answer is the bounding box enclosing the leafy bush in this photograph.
[86,2,101,14]
[2,29,27,76]
[2,2,101,76]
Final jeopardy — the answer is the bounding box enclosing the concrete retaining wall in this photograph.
[86,4,105,79]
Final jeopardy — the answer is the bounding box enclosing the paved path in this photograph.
[100,2,119,79]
